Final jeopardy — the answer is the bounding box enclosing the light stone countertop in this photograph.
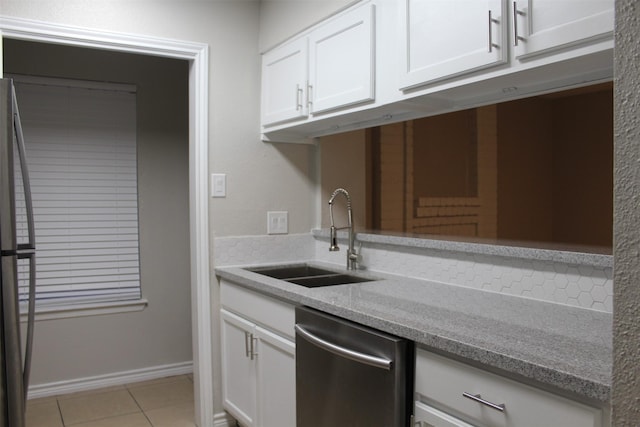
[215,262,612,404]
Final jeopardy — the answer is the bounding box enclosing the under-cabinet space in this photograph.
[414,349,607,427]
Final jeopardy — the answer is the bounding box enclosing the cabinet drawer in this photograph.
[415,349,602,427]
[220,280,295,339]
[415,400,475,427]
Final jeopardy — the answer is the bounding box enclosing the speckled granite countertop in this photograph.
[215,262,612,404]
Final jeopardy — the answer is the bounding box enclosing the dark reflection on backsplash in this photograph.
[365,83,613,254]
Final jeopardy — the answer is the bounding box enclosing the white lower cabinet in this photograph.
[254,325,296,427]
[414,349,607,427]
[221,310,257,427]
[220,281,296,427]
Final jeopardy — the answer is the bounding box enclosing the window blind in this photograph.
[13,76,141,305]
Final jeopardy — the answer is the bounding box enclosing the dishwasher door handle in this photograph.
[295,324,393,370]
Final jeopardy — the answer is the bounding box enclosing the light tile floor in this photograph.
[26,375,196,427]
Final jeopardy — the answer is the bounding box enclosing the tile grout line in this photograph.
[55,396,65,427]
[30,375,194,427]
[56,388,145,427]
[125,385,154,427]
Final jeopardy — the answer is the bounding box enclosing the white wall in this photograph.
[259,0,357,51]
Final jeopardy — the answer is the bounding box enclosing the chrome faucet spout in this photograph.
[328,188,358,270]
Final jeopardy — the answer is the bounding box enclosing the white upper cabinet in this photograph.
[398,0,508,90]
[261,37,308,126]
[308,4,375,115]
[261,0,613,142]
[261,2,375,128]
[513,0,614,59]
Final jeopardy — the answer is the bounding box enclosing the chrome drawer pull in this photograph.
[462,392,506,412]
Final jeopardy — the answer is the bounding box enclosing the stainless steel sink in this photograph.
[248,265,338,280]
[286,273,373,288]
[246,264,375,288]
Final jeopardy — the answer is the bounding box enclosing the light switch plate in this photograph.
[267,211,288,234]
[211,173,226,198]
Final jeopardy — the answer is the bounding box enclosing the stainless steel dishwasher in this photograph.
[295,306,414,427]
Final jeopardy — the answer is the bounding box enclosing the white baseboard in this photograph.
[27,361,193,400]
[214,411,235,427]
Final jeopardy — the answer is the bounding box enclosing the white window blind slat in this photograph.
[13,77,141,305]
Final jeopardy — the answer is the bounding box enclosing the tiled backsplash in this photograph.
[214,232,613,313]
[213,233,314,267]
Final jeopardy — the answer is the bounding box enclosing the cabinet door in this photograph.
[399,0,507,90]
[255,326,296,427]
[513,0,614,59]
[220,310,257,427]
[262,37,308,126]
[308,3,375,115]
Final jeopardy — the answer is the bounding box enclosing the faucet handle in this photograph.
[329,226,340,251]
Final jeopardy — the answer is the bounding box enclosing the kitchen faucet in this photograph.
[328,188,358,270]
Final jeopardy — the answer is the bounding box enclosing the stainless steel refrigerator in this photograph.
[0,78,37,427]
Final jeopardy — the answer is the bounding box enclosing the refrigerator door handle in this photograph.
[12,84,36,401]
[12,85,35,251]
[21,252,36,399]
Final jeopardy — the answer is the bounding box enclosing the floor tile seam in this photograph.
[126,387,149,417]
[60,407,143,427]
[55,386,128,403]
[56,388,142,426]
[139,408,155,427]
[54,397,65,426]
[141,398,196,414]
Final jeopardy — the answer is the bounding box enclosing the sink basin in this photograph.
[248,265,338,280]
[246,264,375,288]
[286,274,373,288]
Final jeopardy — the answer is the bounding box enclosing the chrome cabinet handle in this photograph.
[295,84,303,111]
[513,1,524,46]
[243,331,257,360]
[488,10,499,52]
[250,335,257,360]
[295,324,392,370]
[244,331,251,358]
[306,83,313,112]
[462,392,506,412]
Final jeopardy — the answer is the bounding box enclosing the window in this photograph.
[13,76,141,308]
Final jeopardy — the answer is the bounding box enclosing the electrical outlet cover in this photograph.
[267,211,288,234]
